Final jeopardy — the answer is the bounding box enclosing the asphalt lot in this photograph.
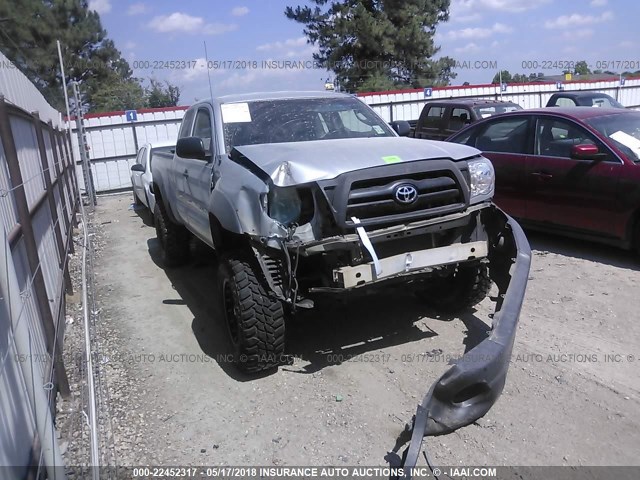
[62,192,640,471]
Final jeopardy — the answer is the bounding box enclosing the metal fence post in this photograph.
[34,115,73,299]
[0,96,70,396]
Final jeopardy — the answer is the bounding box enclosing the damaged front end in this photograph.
[390,207,531,478]
[228,144,531,460]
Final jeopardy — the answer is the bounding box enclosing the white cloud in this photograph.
[173,58,227,83]
[124,41,137,50]
[257,37,308,52]
[562,29,594,40]
[216,64,303,90]
[619,40,633,48]
[451,0,550,15]
[127,3,147,15]
[545,11,613,29]
[88,0,111,14]
[148,12,237,35]
[454,42,481,53]
[446,22,513,40]
[590,0,607,6]
[231,6,250,17]
[452,13,482,23]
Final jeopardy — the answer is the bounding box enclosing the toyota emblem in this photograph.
[394,184,418,205]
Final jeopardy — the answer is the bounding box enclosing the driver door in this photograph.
[184,107,215,243]
[525,115,623,236]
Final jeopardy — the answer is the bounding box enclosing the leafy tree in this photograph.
[0,0,135,112]
[90,79,147,112]
[512,73,530,83]
[491,70,512,83]
[285,0,455,92]
[146,79,180,108]
[574,60,591,76]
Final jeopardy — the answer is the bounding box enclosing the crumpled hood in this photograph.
[232,137,481,187]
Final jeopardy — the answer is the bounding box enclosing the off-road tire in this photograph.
[218,254,286,373]
[154,202,190,267]
[420,263,492,312]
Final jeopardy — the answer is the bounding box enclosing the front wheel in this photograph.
[417,263,492,313]
[218,254,286,373]
[154,202,190,267]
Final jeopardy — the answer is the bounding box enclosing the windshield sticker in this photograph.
[382,155,402,164]
[221,103,252,123]
[610,131,640,158]
[373,125,385,134]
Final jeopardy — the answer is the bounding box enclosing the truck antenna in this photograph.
[204,41,215,101]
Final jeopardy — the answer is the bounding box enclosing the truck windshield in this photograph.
[221,97,395,152]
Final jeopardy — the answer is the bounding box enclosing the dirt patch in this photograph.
[59,193,640,472]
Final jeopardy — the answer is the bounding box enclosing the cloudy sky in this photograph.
[88,0,639,103]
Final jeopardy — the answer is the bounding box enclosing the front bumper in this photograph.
[396,206,531,475]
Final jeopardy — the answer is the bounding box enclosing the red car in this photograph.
[447,107,640,251]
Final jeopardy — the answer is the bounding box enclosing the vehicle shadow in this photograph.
[130,203,154,227]
[146,236,492,380]
[524,229,639,271]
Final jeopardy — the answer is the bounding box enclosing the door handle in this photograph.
[182,170,189,178]
[530,172,553,179]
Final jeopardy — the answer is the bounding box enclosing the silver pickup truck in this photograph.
[149,91,530,449]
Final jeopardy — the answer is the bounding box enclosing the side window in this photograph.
[421,106,445,129]
[555,97,576,107]
[448,107,471,131]
[474,117,530,153]
[178,109,196,139]
[536,117,612,160]
[193,109,212,154]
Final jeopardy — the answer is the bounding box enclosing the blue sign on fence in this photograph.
[620,77,626,86]
[556,82,563,90]
[424,87,433,98]
[125,110,138,122]
[500,83,507,92]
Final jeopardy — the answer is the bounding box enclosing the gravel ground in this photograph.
[58,193,640,475]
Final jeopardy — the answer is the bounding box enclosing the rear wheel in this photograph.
[218,253,286,373]
[418,263,492,313]
[154,202,190,267]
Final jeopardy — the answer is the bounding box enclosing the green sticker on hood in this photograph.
[382,155,402,164]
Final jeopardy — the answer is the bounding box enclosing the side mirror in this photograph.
[176,137,209,160]
[570,144,607,161]
[130,163,145,172]
[389,120,411,137]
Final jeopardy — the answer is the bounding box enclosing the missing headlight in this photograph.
[267,185,314,226]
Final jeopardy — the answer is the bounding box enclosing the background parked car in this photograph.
[546,91,625,108]
[411,99,522,140]
[130,140,175,214]
[447,107,640,251]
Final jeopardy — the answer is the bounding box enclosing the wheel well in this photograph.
[209,214,248,252]
[626,210,640,250]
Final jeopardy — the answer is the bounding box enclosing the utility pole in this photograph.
[71,81,96,206]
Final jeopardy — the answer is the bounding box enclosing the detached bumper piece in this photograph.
[393,206,531,479]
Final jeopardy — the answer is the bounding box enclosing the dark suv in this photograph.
[411,99,522,141]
